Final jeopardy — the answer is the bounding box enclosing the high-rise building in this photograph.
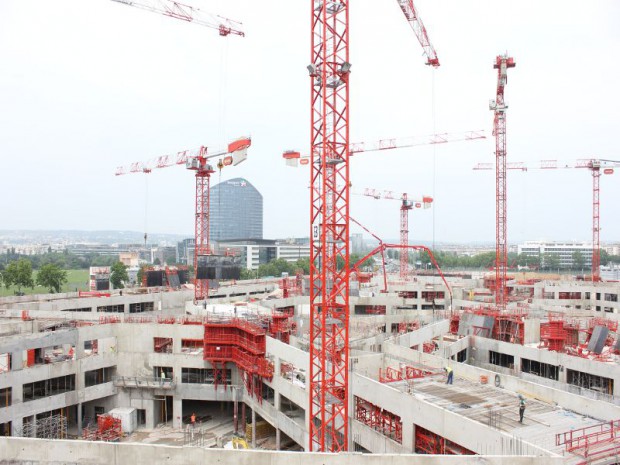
[209,178,263,242]
[176,238,195,266]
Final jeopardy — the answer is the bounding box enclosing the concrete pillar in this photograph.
[77,403,83,433]
[558,365,567,385]
[11,416,23,437]
[275,428,281,450]
[12,381,23,405]
[11,350,23,371]
[251,408,256,448]
[146,401,156,429]
[402,421,414,453]
[172,397,183,429]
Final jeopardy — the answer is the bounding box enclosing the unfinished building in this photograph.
[0,273,619,464]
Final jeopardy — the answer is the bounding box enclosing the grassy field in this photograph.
[0,269,90,297]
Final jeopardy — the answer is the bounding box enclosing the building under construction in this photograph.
[1,0,619,463]
[0,272,620,464]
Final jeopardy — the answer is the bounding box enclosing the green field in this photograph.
[0,269,90,297]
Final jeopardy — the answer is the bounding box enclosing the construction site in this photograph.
[1,0,620,464]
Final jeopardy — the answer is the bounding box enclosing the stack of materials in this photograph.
[245,420,275,442]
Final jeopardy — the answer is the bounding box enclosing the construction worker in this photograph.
[518,395,526,423]
[160,370,166,386]
[444,366,454,385]
[190,412,196,428]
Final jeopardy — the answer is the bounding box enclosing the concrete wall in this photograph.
[392,320,450,350]
[383,341,620,422]
[351,373,552,457]
[0,437,564,465]
[470,335,620,396]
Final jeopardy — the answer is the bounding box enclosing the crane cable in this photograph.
[432,68,437,254]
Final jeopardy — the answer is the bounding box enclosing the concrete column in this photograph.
[11,350,23,371]
[11,416,23,437]
[124,303,130,314]
[77,403,83,433]
[146,401,156,429]
[275,428,281,450]
[558,366,567,385]
[251,408,256,448]
[12,380,23,405]
[402,421,414,453]
[172,397,183,429]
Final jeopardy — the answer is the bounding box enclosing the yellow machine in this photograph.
[232,435,249,449]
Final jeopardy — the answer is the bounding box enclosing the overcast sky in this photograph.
[1,0,619,245]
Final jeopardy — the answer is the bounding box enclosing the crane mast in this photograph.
[475,158,619,282]
[591,160,601,282]
[115,138,251,302]
[359,189,432,281]
[489,54,515,311]
[400,195,413,279]
[308,0,350,452]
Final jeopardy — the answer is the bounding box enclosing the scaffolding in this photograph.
[452,307,526,345]
[15,413,67,439]
[203,316,282,401]
[378,365,436,384]
[354,396,402,444]
[183,424,209,447]
[397,321,420,334]
[539,317,568,352]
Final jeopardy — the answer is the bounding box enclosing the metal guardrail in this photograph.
[112,376,175,389]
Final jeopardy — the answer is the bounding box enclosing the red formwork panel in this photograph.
[27,349,35,367]
[415,424,474,455]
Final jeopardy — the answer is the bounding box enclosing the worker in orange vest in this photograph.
[190,412,196,428]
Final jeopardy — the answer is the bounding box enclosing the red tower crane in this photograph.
[474,158,620,281]
[308,1,350,452]
[109,0,245,36]
[489,54,516,311]
[115,137,251,301]
[308,0,440,451]
[394,0,440,67]
[283,130,486,167]
[358,189,432,280]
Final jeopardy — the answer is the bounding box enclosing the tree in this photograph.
[294,258,310,274]
[36,264,68,293]
[240,268,255,280]
[542,253,560,271]
[572,250,585,271]
[110,262,129,289]
[153,258,161,265]
[136,265,145,286]
[2,259,34,294]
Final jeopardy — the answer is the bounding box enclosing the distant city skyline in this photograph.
[1,1,619,243]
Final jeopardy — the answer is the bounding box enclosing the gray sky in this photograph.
[1,0,619,244]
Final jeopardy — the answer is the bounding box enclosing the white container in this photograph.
[109,407,137,434]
